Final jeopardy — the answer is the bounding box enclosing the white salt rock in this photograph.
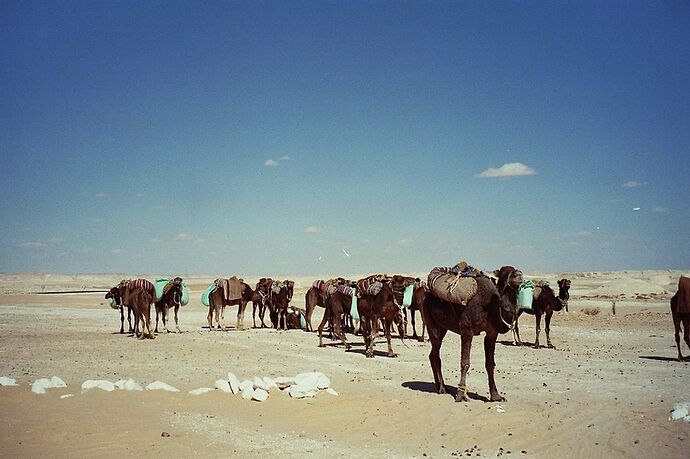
[239,379,254,391]
[288,384,316,399]
[294,372,330,391]
[274,376,294,389]
[215,379,231,393]
[146,381,179,392]
[32,378,53,394]
[326,388,338,396]
[115,378,143,391]
[189,387,213,395]
[60,394,74,399]
[50,376,67,388]
[262,377,278,390]
[253,376,268,391]
[669,402,690,421]
[227,372,241,394]
[81,380,116,392]
[241,384,254,400]
[0,376,18,386]
[252,388,269,402]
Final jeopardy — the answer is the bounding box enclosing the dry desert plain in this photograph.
[1,270,689,458]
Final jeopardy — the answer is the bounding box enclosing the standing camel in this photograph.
[154,277,184,333]
[671,275,690,361]
[423,266,522,402]
[106,279,156,339]
[512,281,564,348]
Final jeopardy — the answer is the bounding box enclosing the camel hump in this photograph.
[427,269,478,305]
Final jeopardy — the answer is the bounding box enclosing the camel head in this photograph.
[283,280,295,302]
[492,266,524,333]
[105,286,122,305]
[557,279,571,308]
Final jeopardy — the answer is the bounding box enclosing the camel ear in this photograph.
[557,279,563,287]
[493,269,500,277]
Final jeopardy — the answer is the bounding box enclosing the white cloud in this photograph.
[652,206,670,213]
[304,226,322,234]
[175,233,192,242]
[20,241,47,249]
[474,162,536,178]
[264,159,280,167]
[280,155,291,161]
[622,181,647,188]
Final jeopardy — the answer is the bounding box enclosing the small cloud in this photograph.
[304,226,322,234]
[264,159,280,167]
[622,181,647,188]
[474,162,536,178]
[652,207,670,213]
[280,155,291,161]
[20,241,47,249]
[152,237,162,243]
[175,233,192,241]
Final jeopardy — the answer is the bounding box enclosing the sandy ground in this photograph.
[1,271,689,458]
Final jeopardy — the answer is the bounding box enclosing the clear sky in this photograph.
[1,0,689,276]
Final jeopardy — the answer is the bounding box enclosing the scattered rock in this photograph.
[326,388,338,396]
[289,384,316,399]
[215,379,231,393]
[274,376,294,389]
[161,432,171,437]
[32,378,52,394]
[82,380,116,392]
[252,388,269,402]
[50,376,67,388]
[115,378,143,391]
[60,394,74,399]
[145,381,179,392]
[0,376,18,386]
[189,387,213,395]
[227,372,241,394]
[241,384,255,400]
[669,401,690,421]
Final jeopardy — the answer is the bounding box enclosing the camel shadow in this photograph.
[639,355,689,363]
[498,340,554,349]
[401,381,490,402]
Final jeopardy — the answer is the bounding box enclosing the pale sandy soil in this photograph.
[0,271,689,458]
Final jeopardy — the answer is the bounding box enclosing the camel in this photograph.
[154,277,184,333]
[252,278,273,328]
[512,281,564,348]
[557,279,571,312]
[422,266,522,402]
[355,274,407,358]
[106,279,156,339]
[305,278,347,332]
[317,289,352,350]
[671,275,690,361]
[105,288,133,334]
[271,280,295,330]
[206,278,256,331]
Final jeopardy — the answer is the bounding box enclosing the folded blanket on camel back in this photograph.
[356,274,388,297]
[153,279,190,306]
[223,276,243,302]
[427,267,478,306]
[678,276,690,314]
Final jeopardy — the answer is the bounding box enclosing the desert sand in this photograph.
[0,270,689,458]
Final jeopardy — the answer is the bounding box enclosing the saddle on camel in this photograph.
[427,261,484,306]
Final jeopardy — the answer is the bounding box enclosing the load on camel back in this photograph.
[427,261,486,306]
[107,278,189,309]
[516,279,552,312]
[201,276,243,307]
[354,274,416,315]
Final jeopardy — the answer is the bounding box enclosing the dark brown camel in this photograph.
[305,284,326,332]
[398,277,427,341]
[422,266,522,402]
[252,278,273,328]
[357,275,407,358]
[271,280,295,330]
[671,275,690,361]
[317,289,351,350]
[105,287,133,334]
[207,279,224,330]
[513,281,564,348]
[154,277,183,333]
[557,279,571,312]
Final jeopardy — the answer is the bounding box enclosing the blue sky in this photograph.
[1,0,689,276]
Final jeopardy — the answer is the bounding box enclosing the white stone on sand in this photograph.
[227,372,241,394]
[326,388,338,396]
[0,376,18,386]
[215,379,231,393]
[145,381,179,392]
[252,388,269,402]
[50,376,67,388]
[288,384,316,399]
[60,394,74,399]
[189,387,213,395]
[241,384,255,400]
[115,378,143,391]
[274,376,294,389]
[669,401,690,422]
[81,380,116,392]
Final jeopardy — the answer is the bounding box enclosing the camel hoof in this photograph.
[490,394,506,402]
[454,393,469,403]
[387,353,398,358]
[437,386,447,395]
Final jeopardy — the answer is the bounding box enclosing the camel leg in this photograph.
[306,303,314,332]
[332,310,351,350]
[513,313,522,346]
[403,309,409,338]
[145,305,155,339]
[427,327,447,394]
[128,307,134,333]
[174,305,181,332]
[534,313,542,348]
[163,305,171,333]
[119,306,125,334]
[385,318,397,358]
[236,300,246,331]
[411,309,419,341]
[683,318,690,361]
[485,333,505,402]
[545,312,554,348]
[366,315,377,358]
[207,306,213,331]
[456,332,473,402]
[154,306,160,334]
[252,302,258,328]
[318,309,330,347]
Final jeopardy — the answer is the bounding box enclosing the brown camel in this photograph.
[317,289,352,350]
[106,279,156,339]
[105,287,133,334]
[252,278,273,328]
[154,277,184,333]
[271,280,295,330]
[422,266,522,402]
[209,279,257,331]
[557,278,571,312]
[671,275,690,361]
[355,274,407,358]
[512,281,564,348]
